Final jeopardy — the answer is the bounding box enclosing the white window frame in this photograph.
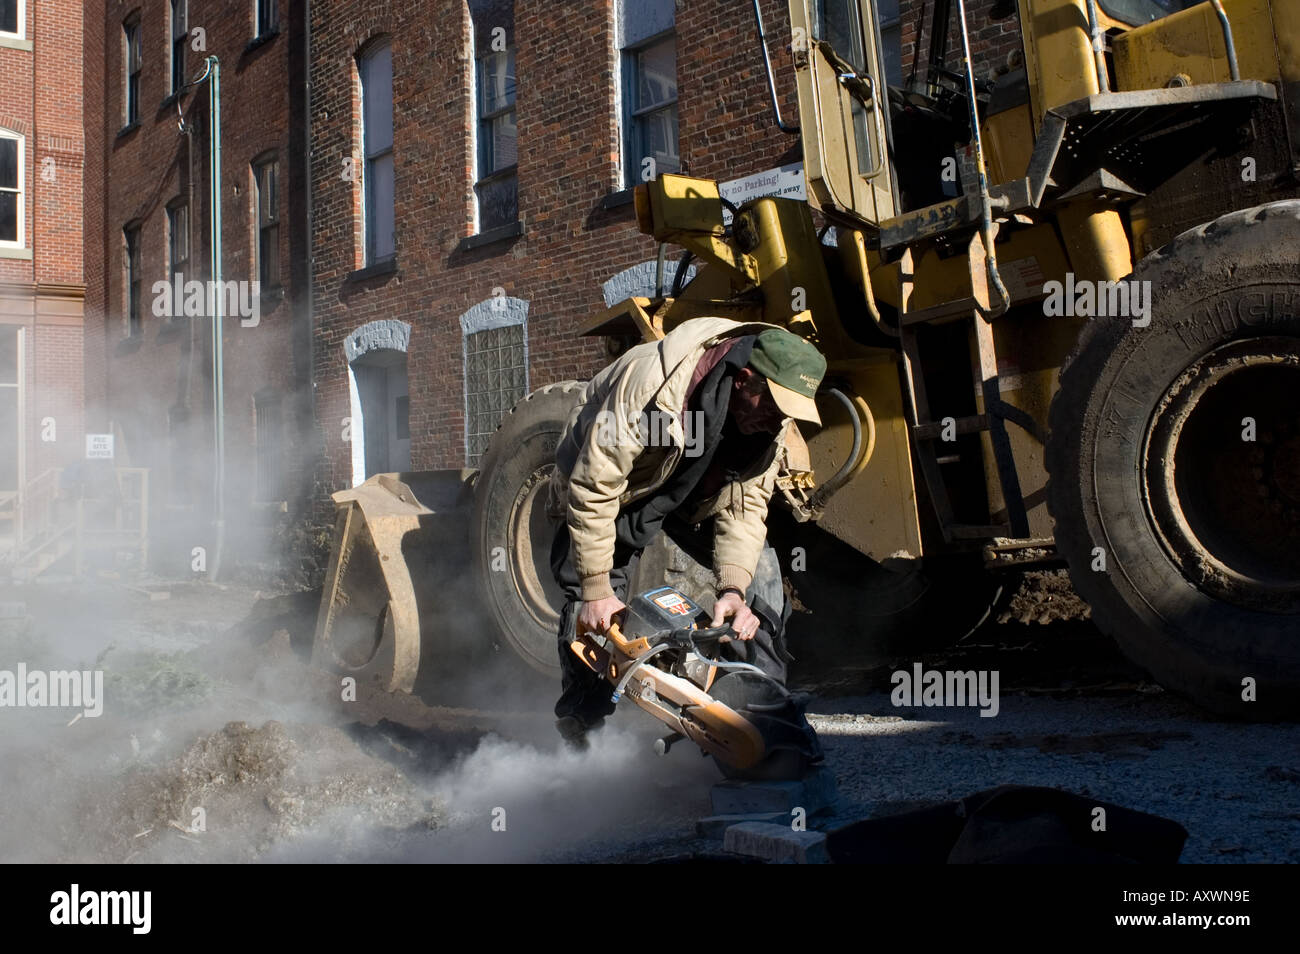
[0,0,25,40]
[0,129,23,249]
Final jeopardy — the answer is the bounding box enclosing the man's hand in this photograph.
[711,591,762,640]
[578,596,626,636]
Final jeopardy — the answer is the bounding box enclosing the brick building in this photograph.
[84,0,311,572]
[0,0,86,564]
[308,0,1024,495]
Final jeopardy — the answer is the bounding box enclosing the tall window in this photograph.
[171,0,188,95]
[253,156,280,288]
[358,41,395,264]
[619,0,678,188]
[124,225,142,337]
[167,404,193,504]
[0,131,21,247]
[256,0,279,38]
[167,200,189,279]
[254,392,283,501]
[1,1,22,37]
[124,17,142,127]
[0,326,19,492]
[470,0,516,231]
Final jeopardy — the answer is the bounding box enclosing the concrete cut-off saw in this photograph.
[570,584,816,774]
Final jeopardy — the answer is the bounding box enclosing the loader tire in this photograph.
[1045,201,1300,719]
[472,381,586,675]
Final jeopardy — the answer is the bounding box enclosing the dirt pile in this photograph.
[100,720,439,862]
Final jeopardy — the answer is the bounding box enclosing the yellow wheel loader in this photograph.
[314,0,1300,742]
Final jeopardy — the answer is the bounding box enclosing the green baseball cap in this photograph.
[747,328,826,425]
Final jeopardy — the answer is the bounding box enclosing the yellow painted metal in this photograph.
[787,0,897,226]
[1056,200,1134,281]
[1020,0,1104,131]
[638,174,760,283]
[984,103,1036,184]
[868,223,1073,312]
[970,311,1087,536]
[803,361,923,560]
[1113,0,1284,89]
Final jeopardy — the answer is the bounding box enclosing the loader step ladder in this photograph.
[896,236,1032,543]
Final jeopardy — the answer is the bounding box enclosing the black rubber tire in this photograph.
[471,381,586,675]
[1045,200,1300,719]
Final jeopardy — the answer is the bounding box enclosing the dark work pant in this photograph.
[550,515,790,725]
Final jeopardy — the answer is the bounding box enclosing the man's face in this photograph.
[731,368,787,434]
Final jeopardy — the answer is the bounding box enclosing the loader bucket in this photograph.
[311,470,481,693]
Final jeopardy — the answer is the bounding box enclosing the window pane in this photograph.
[464,321,526,466]
[169,206,188,269]
[469,0,514,55]
[259,162,278,223]
[640,105,679,173]
[172,0,186,40]
[0,194,15,243]
[0,325,17,385]
[479,50,516,114]
[475,172,516,230]
[486,110,516,172]
[636,39,676,111]
[617,0,673,48]
[0,0,17,35]
[260,223,279,287]
[258,0,279,36]
[367,152,395,261]
[816,0,867,73]
[0,388,16,490]
[0,138,16,189]
[361,45,393,155]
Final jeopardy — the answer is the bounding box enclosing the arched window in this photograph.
[460,296,528,465]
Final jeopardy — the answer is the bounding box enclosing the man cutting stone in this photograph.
[548,316,826,771]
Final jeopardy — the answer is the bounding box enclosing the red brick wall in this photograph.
[0,0,86,484]
[899,0,1025,83]
[310,0,804,495]
[91,0,310,555]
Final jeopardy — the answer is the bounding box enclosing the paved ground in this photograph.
[1,577,1296,863]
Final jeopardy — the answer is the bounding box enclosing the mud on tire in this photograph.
[1046,201,1300,719]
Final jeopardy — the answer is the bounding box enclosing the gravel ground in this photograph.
[2,577,1297,863]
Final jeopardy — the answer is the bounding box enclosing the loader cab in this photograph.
[791,0,1244,235]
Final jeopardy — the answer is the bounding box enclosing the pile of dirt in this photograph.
[94,720,439,862]
[997,570,1091,625]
